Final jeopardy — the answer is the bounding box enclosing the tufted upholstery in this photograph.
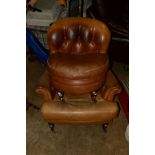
[47,17,111,95]
[47,17,111,54]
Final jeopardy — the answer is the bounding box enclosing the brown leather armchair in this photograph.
[36,17,121,131]
[47,17,111,97]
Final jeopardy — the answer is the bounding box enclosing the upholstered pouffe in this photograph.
[47,53,109,95]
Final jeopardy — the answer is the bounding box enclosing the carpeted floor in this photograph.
[26,55,129,155]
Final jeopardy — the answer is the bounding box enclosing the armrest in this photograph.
[100,71,122,101]
[35,70,55,102]
[35,86,52,102]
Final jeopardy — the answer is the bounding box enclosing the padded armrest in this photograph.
[100,71,122,101]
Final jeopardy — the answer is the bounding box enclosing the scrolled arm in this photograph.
[35,86,53,102]
[100,84,122,102]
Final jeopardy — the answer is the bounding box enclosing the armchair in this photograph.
[36,17,121,131]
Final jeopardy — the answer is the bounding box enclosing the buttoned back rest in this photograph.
[47,17,111,54]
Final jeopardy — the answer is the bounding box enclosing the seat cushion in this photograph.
[47,53,109,94]
[48,53,109,78]
[41,95,119,124]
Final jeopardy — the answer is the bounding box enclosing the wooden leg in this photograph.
[48,123,55,132]
[102,123,109,133]
[57,92,65,103]
[91,91,97,103]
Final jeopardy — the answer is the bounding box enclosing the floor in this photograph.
[26,54,129,155]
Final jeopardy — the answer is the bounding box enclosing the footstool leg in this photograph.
[48,123,55,132]
[91,91,97,103]
[102,123,109,133]
[57,92,65,103]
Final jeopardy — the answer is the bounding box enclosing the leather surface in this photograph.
[36,70,121,124]
[47,17,111,94]
[47,17,111,54]
[41,100,118,124]
[47,53,109,94]
[48,53,108,79]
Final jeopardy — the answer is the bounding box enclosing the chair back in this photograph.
[47,17,111,54]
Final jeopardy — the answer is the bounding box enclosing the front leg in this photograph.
[57,91,65,103]
[48,123,55,132]
[91,91,97,103]
[102,123,109,133]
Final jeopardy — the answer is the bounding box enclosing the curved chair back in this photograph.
[47,17,111,54]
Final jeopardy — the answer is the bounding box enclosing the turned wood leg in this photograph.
[57,92,65,103]
[57,91,65,103]
[102,123,109,133]
[48,123,55,132]
[91,91,97,103]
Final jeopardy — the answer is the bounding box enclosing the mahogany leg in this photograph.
[91,91,97,103]
[57,91,65,103]
[102,123,109,133]
[48,123,55,132]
